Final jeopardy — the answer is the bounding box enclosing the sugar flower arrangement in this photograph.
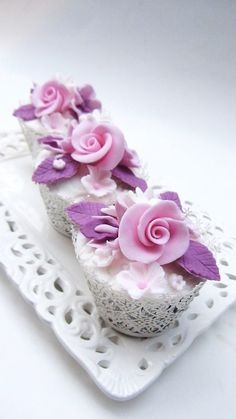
[13,79,102,131]
[13,78,147,198]
[67,188,220,299]
[12,76,222,336]
[30,119,147,198]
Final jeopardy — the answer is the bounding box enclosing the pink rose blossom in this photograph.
[31,80,74,117]
[71,120,125,170]
[118,200,190,264]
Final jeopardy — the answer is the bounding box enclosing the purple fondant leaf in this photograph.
[38,135,63,151]
[66,201,118,241]
[13,104,36,121]
[177,240,220,281]
[160,191,183,211]
[32,155,79,184]
[66,201,106,225]
[112,165,147,192]
[77,84,102,113]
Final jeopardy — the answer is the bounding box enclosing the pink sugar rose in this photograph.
[31,80,74,117]
[71,120,125,170]
[118,200,190,264]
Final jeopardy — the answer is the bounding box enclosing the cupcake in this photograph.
[13,79,102,159]
[31,118,147,236]
[67,188,220,337]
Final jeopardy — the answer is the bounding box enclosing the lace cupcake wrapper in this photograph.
[39,184,72,237]
[72,230,204,337]
[87,278,203,337]
[16,122,72,236]
[19,120,45,158]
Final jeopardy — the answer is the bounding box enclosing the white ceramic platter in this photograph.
[0,132,236,401]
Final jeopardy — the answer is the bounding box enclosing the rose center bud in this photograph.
[146,219,170,245]
[87,136,99,148]
[45,87,56,100]
[80,134,101,152]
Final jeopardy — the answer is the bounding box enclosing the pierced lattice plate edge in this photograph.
[0,197,236,401]
[0,131,236,400]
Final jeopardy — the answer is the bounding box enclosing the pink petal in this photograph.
[35,92,62,117]
[94,124,125,170]
[137,218,169,246]
[115,200,127,220]
[71,120,97,148]
[157,219,190,264]
[146,220,170,245]
[72,133,112,163]
[118,203,164,263]
[95,224,118,235]
[160,191,183,211]
[138,201,184,229]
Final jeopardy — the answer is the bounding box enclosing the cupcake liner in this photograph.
[18,121,72,237]
[72,229,204,338]
[39,184,72,237]
[86,272,203,337]
[19,120,46,158]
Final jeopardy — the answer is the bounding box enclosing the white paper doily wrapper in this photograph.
[0,131,236,400]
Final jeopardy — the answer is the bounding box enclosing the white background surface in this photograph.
[0,1,236,418]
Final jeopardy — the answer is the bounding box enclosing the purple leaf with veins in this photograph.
[13,104,37,121]
[66,201,118,241]
[66,201,106,225]
[32,155,79,184]
[160,191,183,211]
[112,165,147,192]
[177,240,220,281]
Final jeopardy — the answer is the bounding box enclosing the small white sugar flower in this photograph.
[168,273,186,291]
[115,262,167,299]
